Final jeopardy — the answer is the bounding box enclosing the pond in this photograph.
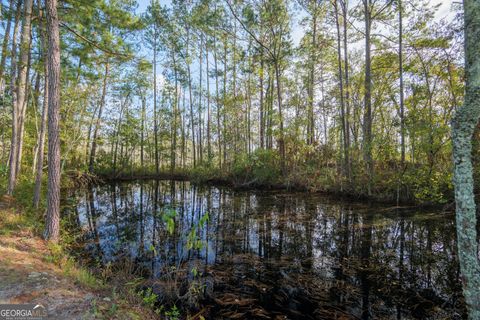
[71,180,465,319]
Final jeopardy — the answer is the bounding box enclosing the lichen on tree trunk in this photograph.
[452,1,480,318]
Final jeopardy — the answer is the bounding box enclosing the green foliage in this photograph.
[185,212,209,250]
[0,164,7,178]
[199,212,209,227]
[404,167,452,204]
[0,0,465,214]
[189,164,221,183]
[138,287,158,309]
[187,228,202,250]
[165,305,180,320]
[162,208,177,235]
[231,149,281,186]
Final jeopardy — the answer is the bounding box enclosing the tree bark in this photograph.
[89,60,109,173]
[15,17,34,181]
[181,88,186,168]
[7,0,33,195]
[8,0,22,98]
[44,0,61,242]
[198,35,204,164]
[206,37,211,161]
[334,0,349,182]
[153,25,159,174]
[213,27,221,168]
[342,0,351,180]
[33,73,48,208]
[398,0,405,168]
[452,0,480,317]
[187,63,196,167]
[171,51,178,173]
[31,70,41,174]
[222,35,227,165]
[112,96,128,176]
[186,29,196,167]
[141,95,145,173]
[33,5,49,208]
[259,48,265,149]
[0,0,13,94]
[363,0,373,196]
[274,62,285,173]
[307,5,317,146]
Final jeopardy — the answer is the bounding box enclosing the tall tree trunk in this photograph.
[307,6,316,146]
[452,1,480,317]
[187,63,196,167]
[266,68,274,149]
[213,32,221,168]
[16,12,34,183]
[153,27,159,174]
[222,35,227,166]
[274,62,285,173]
[397,0,406,204]
[334,0,349,182]
[141,95,145,173]
[171,52,178,173]
[85,103,98,164]
[33,5,49,208]
[8,0,21,98]
[88,58,110,172]
[185,27,196,168]
[89,60,109,173]
[112,96,128,176]
[44,0,61,242]
[33,74,48,208]
[198,35,203,164]
[342,0,351,180]
[32,71,41,174]
[320,65,327,144]
[247,52,252,154]
[206,37,211,161]
[7,0,33,195]
[398,0,405,168]
[0,0,13,94]
[232,21,238,156]
[363,0,373,196]
[181,88,186,168]
[259,49,265,149]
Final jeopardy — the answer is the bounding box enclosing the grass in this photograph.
[0,203,102,292]
[0,206,37,236]
[0,176,160,319]
[45,241,104,290]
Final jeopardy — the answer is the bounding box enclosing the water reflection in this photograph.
[74,180,465,319]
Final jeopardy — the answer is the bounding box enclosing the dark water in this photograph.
[71,180,465,319]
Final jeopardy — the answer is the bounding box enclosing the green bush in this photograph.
[404,166,452,204]
[231,149,281,186]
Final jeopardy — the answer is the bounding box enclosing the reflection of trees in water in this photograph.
[76,181,465,319]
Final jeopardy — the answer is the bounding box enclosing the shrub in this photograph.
[231,149,281,186]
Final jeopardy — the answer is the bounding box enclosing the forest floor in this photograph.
[0,197,157,320]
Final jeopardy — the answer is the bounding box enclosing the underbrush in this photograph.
[0,178,161,319]
[88,151,454,204]
[1,175,211,319]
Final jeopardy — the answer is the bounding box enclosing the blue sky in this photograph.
[136,0,168,13]
[131,0,457,97]
[134,0,456,47]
